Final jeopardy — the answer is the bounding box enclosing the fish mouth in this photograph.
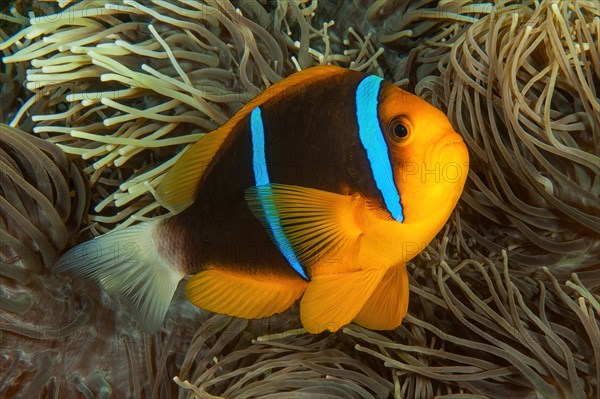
[441,139,468,158]
[443,138,465,147]
[440,132,465,149]
[428,132,467,162]
[427,133,469,180]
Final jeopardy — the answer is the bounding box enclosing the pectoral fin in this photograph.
[186,269,307,319]
[245,184,366,269]
[353,265,409,330]
[300,268,387,333]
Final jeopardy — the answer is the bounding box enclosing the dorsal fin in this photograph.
[156,66,351,214]
[155,130,228,214]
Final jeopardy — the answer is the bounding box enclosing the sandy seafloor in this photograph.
[0,0,598,398]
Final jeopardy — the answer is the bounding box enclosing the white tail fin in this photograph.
[53,221,185,334]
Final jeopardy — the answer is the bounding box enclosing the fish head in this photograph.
[378,83,470,224]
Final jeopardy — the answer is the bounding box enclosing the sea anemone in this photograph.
[0,0,385,234]
[412,0,600,273]
[0,124,88,268]
[0,123,91,397]
[173,242,599,398]
[0,3,28,125]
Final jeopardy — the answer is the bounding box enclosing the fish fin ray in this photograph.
[300,268,387,333]
[155,129,229,214]
[245,184,365,268]
[53,222,185,334]
[186,269,307,319]
[241,66,350,114]
[353,265,409,330]
[155,67,350,215]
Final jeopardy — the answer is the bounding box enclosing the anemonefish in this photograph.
[54,66,469,334]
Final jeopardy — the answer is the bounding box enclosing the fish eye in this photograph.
[388,118,410,143]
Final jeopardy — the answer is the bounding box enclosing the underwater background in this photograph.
[0,0,598,398]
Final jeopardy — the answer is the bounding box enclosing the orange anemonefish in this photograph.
[54,66,469,334]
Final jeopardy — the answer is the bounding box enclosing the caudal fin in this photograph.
[53,221,185,334]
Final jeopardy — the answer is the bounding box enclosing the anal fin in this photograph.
[353,265,409,330]
[186,269,307,319]
[300,268,387,333]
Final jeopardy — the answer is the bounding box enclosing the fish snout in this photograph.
[429,132,469,184]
